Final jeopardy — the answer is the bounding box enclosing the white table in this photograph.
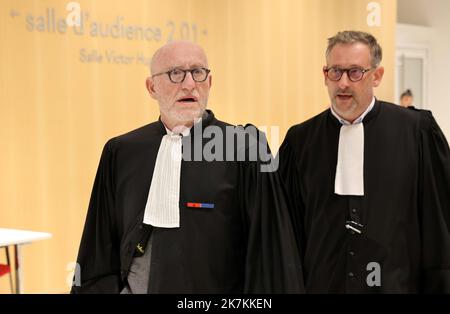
[0,228,52,294]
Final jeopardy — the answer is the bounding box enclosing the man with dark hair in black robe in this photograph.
[278,31,450,293]
[71,41,303,294]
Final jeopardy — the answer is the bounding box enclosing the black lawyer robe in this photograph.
[71,110,304,293]
[278,100,450,293]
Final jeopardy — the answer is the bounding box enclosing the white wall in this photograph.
[396,24,432,108]
[397,0,450,138]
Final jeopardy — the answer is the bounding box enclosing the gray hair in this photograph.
[326,31,383,67]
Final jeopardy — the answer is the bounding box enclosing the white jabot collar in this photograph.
[332,97,375,196]
[143,116,202,228]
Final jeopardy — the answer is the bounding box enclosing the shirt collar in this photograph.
[330,97,376,125]
[163,116,203,137]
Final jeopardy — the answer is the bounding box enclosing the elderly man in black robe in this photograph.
[71,40,303,294]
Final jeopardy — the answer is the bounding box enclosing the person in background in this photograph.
[400,89,415,108]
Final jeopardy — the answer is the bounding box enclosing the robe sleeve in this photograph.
[419,112,450,293]
[71,139,122,293]
[239,127,304,293]
[277,127,306,262]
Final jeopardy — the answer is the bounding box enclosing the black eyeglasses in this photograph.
[323,67,373,82]
[152,67,211,83]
